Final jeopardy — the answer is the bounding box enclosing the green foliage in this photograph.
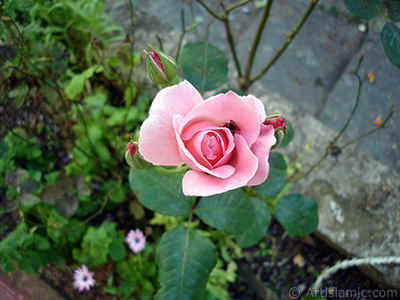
[343,0,400,69]
[179,42,228,92]
[196,189,255,234]
[205,260,237,300]
[72,222,118,265]
[279,122,295,147]
[129,168,195,216]
[155,226,217,300]
[275,194,319,236]
[381,22,400,68]
[0,224,29,273]
[103,244,157,300]
[269,152,288,170]
[386,1,400,22]
[343,0,380,20]
[255,167,287,197]
[0,43,17,67]
[234,198,271,247]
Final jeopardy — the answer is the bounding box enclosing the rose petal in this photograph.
[247,124,276,186]
[182,134,258,196]
[139,81,203,165]
[240,94,267,123]
[174,116,235,177]
[179,91,261,147]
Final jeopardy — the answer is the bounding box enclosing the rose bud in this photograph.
[125,141,152,169]
[144,45,178,87]
[263,113,288,150]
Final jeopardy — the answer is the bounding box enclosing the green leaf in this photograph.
[1,256,17,273]
[5,168,29,189]
[255,168,287,197]
[196,189,255,233]
[34,235,51,250]
[73,222,116,265]
[381,22,400,69]
[20,194,41,211]
[235,198,271,247]
[84,93,107,107]
[75,174,91,196]
[129,168,195,216]
[275,194,319,236]
[18,251,43,275]
[279,122,294,147]
[54,192,78,217]
[343,0,381,20]
[269,152,287,170]
[0,43,17,61]
[386,1,400,22]
[155,226,217,300]
[8,85,29,105]
[179,42,228,92]
[66,219,85,243]
[40,184,63,204]
[65,74,85,99]
[109,239,127,261]
[108,56,120,67]
[82,66,103,79]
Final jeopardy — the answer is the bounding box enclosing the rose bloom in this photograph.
[139,81,276,197]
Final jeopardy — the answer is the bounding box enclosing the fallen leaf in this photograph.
[293,253,305,268]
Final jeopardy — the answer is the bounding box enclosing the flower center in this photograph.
[83,276,88,281]
[201,132,223,164]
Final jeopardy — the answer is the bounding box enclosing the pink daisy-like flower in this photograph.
[73,265,95,292]
[126,229,146,253]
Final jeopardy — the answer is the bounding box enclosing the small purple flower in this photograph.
[73,265,95,292]
[126,229,146,253]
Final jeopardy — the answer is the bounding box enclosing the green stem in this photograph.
[3,18,94,163]
[121,0,136,131]
[328,56,364,149]
[225,0,252,13]
[154,165,186,175]
[176,8,186,62]
[195,0,223,20]
[241,0,273,90]
[249,0,319,84]
[51,79,93,160]
[222,12,242,77]
[287,55,396,183]
[74,103,99,158]
[338,104,396,151]
[193,0,243,78]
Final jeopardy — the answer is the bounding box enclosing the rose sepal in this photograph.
[125,141,153,169]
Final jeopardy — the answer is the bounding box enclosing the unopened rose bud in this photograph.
[264,114,287,132]
[264,113,288,150]
[125,141,153,169]
[144,45,178,87]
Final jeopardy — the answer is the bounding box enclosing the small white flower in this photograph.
[73,265,95,292]
[126,229,146,254]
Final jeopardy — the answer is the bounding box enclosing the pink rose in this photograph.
[138,81,276,197]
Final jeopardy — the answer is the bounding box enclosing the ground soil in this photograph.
[229,220,398,300]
